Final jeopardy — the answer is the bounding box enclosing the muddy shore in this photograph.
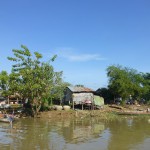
[38,104,150,121]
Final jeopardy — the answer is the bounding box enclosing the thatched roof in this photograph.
[9,93,21,99]
[68,86,94,93]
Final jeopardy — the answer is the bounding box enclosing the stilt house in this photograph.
[63,86,104,108]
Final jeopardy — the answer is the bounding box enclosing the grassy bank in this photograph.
[20,104,150,121]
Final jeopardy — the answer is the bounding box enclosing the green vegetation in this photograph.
[107,65,146,100]
[1,46,150,117]
[98,65,150,104]
[0,71,10,96]
[97,65,150,105]
[0,45,69,117]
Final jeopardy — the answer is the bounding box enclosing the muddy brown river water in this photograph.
[0,117,150,150]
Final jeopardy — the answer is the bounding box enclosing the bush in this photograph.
[146,100,150,105]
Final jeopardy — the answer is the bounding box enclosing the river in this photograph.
[0,117,150,150]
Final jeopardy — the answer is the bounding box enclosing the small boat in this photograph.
[0,115,14,123]
[118,112,150,116]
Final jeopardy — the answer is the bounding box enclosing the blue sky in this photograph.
[0,0,150,90]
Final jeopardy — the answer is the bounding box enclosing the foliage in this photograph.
[142,73,150,101]
[0,71,10,96]
[7,45,68,117]
[96,88,114,104]
[107,65,146,101]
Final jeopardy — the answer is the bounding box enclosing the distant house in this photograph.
[63,86,104,109]
[8,94,22,105]
[0,90,22,108]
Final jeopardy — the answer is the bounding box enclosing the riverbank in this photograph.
[39,104,150,121]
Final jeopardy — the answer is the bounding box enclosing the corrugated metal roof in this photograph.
[68,86,94,92]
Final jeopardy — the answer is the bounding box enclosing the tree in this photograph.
[142,73,150,101]
[95,87,114,104]
[8,45,67,117]
[0,71,10,96]
[107,65,146,102]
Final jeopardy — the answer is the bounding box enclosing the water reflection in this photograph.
[0,117,150,150]
[59,118,105,144]
[107,118,150,150]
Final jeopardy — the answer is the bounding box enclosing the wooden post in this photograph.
[73,101,74,110]
[92,94,94,110]
[82,103,83,110]
[8,97,10,104]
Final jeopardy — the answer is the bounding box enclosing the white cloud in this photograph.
[54,48,107,62]
[65,54,105,61]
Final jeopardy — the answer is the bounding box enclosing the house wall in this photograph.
[63,88,73,104]
[63,87,95,105]
[72,93,94,104]
[94,95,104,106]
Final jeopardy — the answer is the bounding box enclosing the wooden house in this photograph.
[63,86,94,104]
[63,86,104,109]
[8,94,22,105]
